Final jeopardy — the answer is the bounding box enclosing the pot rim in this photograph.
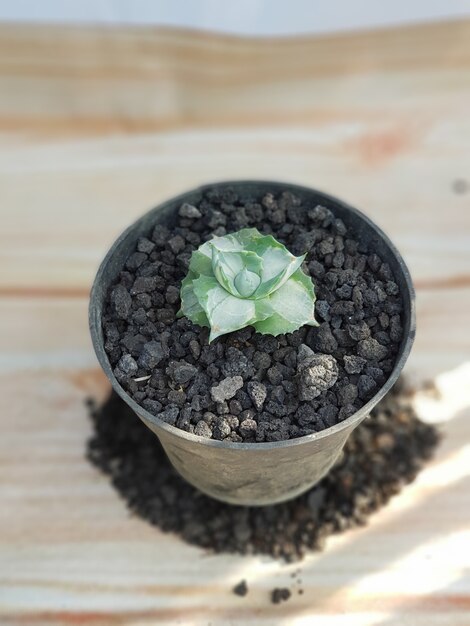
[89,180,415,452]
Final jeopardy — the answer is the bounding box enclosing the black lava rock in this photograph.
[157,404,179,425]
[297,353,339,401]
[138,341,166,370]
[343,355,367,374]
[247,381,267,410]
[110,284,132,319]
[102,187,405,441]
[179,203,202,219]
[233,580,248,597]
[167,361,198,385]
[116,354,138,378]
[357,338,388,361]
[194,420,212,438]
[271,588,291,604]
[358,374,377,399]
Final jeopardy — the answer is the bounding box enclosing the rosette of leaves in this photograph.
[178,228,318,342]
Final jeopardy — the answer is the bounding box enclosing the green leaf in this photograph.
[246,234,293,277]
[217,228,261,250]
[193,276,257,342]
[212,248,263,297]
[234,228,263,246]
[188,250,213,276]
[178,273,210,327]
[179,227,317,341]
[254,253,305,298]
[253,268,318,336]
[239,233,305,298]
[199,228,260,256]
[254,297,274,320]
[234,268,261,297]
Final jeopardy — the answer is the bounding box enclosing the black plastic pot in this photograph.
[89,181,415,506]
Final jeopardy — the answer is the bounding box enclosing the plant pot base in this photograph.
[89,181,415,505]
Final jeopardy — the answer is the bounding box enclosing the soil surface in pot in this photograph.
[103,186,405,441]
[87,379,439,562]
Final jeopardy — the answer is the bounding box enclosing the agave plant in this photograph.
[178,228,318,341]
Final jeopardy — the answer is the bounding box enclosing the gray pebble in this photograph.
[315,300,331,321]
[348,321,371,341]
[131,276,157,295]
[358,375,377,399]
[312,323,338,353]
[168,235,185,254]
[211,376,244,403]
[139,341,166,369]
[213,417,231,440]
[179,202,202,219]
[337,383,358,406]
[357,338,388,361]
[165,285,180,305]
[168,361,198,385]
[267,365,283,386]
[117,354,138,377]
[297,343,315,363]
[253,351,271,370]
[247,381,267,410]
[239,419,258,438]
[343,355,367,374]
[157,404,179,425]
[297,353,339,401]
[189,340,201,359]
[111,284,132,319]
[203,411,217,425]
[137,237,155,254]
[126,252,147,270]
[338,404,356,420]
[226,415,240,430]
[194,420,212,438]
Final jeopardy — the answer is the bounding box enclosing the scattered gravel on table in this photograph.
[271,588,292,604]
[233,580,248,597]
[102,186,406,441]
[86,378,439,562]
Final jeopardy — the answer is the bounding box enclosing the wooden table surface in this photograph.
[1,19,469,626]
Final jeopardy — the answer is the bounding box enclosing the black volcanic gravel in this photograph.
[271,588,292,604]
[86,379,439,562]
[233,580,248,597]
[102,186,405,442]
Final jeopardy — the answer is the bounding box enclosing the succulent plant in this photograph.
[178,228,318,342]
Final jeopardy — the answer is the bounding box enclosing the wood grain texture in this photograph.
[0,19,469,626]
[0,20,469,292]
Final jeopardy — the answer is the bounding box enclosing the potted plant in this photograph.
[89,181,415,505]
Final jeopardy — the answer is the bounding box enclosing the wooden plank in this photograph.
[0,21,469,292]
[0,19,469,626]
[0,20,469,132]
[1,124,470,292]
